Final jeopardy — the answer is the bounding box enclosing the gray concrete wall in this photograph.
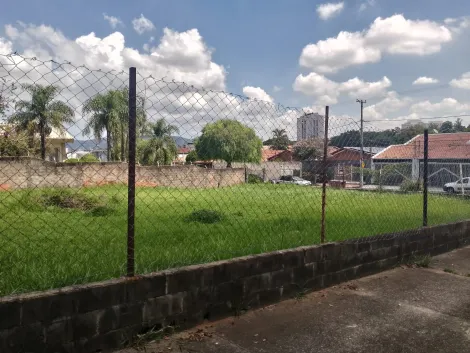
[1,221,469,352]
[0,157,244,189]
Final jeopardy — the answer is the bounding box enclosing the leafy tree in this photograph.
[196,119,262,167]
[9,84,74,160]
[439,121,454,133]
[0,125,34,157]
[292,138,324,161]
[139,119,179,166]
[269,128,290,150]
[185,150,198,164]
[453,118,465,132]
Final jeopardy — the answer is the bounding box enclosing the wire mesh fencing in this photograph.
[1,54,469,297]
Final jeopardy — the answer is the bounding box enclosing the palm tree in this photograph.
[140,118,179,166]
[83,89,147,162]
[271,128,289,150]
[83,90,125,161]
[9,84,74,160]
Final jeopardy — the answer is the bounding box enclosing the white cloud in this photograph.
[273,85,282,93]
[410,98,470,115]
[299,14,452,73]
[364,91,413,120]
[293,72,339,104]
[444,16,470,34]
[412,76,439,85]
[339,76,391,98]
[103,13,123,29]
[317,2,344,20]
[293,72,391,104]
[132,14,155,35]
[242,86,273,103]
[450,72,470,89]
[359,0,376,12]
[300,31,381,73]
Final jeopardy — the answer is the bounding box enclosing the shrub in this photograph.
[400,180,421,192]
[79,154,99,163]
[185,209,224,224]
[64,158,79,163]
[247,174,263,184]
[33,188,117,216]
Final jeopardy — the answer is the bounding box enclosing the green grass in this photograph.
[1,184,469,296]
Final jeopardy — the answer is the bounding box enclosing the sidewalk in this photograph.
[118,246,470,353]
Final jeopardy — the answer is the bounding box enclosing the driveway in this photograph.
[118,246,470,353]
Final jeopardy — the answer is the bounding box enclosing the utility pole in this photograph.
[356,99,366,188]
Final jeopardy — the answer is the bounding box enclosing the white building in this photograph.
[297,113,325,141]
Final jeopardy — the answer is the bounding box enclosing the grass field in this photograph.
[1,184,469,296]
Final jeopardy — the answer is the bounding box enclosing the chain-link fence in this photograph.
[1,54,469,297]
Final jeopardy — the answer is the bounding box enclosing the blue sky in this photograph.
[2,0,470,133]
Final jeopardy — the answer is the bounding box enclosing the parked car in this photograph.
[271,175,312,186]
[443,178,470,193]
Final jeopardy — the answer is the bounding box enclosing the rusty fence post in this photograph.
[127,67,137,277]
[422,129,428,227]
[320,106,329,243]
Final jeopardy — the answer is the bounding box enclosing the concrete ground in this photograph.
[118,247,470,353]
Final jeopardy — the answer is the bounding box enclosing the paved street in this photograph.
[118,247,470,353]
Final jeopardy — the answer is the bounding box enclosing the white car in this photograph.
[271,175,312,186]
[443,177,470,193]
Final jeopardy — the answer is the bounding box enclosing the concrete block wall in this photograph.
[1,221,469,353]
[0,158,245,190]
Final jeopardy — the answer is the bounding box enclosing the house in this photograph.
[261,146,294,162]
[328,146,385,182]
[47,128,74,162]
[372,132,470,186]
[0,123,73,162]
[175,146,192,163]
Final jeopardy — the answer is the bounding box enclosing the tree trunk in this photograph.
[39,120,46,160]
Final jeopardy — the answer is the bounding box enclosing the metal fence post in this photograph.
[127,67,137,277]
[320,106,329,243]
[423,129,428,227]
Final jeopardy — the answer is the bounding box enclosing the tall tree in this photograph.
[439,121,454,133]
[270,128,290,150]
[9,84,74,160]
[83,90,125,161]
[196,119,262,167]
[453,118,465,132]
[292,138,324,161]
[139,119,179,166]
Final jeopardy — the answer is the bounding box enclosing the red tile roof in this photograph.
[178,147,191,154]
[262,149,285,161]
[374,133,470,160]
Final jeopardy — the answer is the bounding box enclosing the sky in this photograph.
[2,0,470,138]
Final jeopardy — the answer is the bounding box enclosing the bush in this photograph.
[400,180,422,192]
[185,209,224,224]
[64,158,79,163]
[185,150,198,164]
[79,154,99,163]
[247,174,263,184]
[33,188,117,216]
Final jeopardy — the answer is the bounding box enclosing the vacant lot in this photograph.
[0,184,469,296]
